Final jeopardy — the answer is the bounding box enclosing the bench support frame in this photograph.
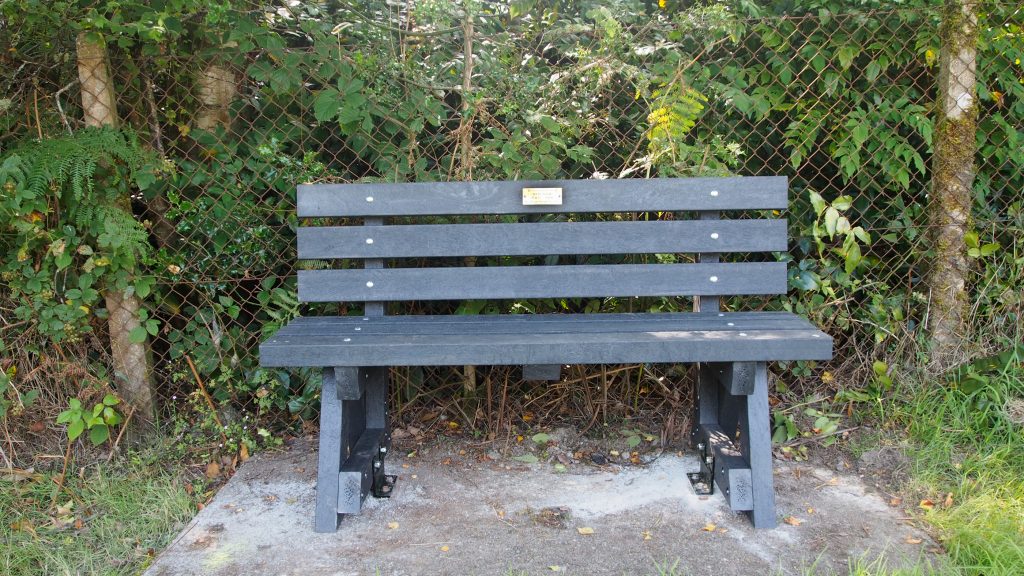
[314,366,393,532]
[691,361,777,528]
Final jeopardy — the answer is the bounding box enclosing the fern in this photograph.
[3,127,148,203]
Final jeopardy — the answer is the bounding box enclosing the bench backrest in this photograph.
[294,177,788,314]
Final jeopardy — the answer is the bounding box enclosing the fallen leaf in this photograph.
[447,421,459,430]
[513,454,538,464]
[919,499,935,511]
[549,567,562,572]
[402,463,411,469]
[806,507,815,514]
[943,493,954,508]
[29,421,46,433]
[889,497,902,507]
[440,545,450,552]
[905,536,923,545]
[458,449,467,456]
[387,522,399,530]
[205,461,221,479]
[783,516,803,526]
[239,444,250,462]
[702,523,716,532]
[577,527,595,535]
[442,458,452,465]
[642,530,653,540]
[73,518,84,530]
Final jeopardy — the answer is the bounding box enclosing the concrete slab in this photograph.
[146,438,938,576]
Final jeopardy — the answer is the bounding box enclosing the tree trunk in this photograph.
[927,0,978,372]
[77,31,157,422]
[196,63,237,131]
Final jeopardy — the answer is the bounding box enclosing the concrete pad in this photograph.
[146,439,937,576]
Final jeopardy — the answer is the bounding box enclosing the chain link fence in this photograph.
[1,2,1022,452]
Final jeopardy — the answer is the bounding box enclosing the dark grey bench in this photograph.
[259,177,833,531]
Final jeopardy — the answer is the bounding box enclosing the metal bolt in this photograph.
[725,488,730,495]
[710,190,719,197]
[366,238,374,244]
[344,338,351,342]
[697,442,705,451]
[739,332,748,337]
[366,281,374,287]
[373,461,381,469]
[366,196,374,202]
[727,322,734,326]
[710,232,719,239]
[705,456,713,464]
[379,446,388,455]
[709,276,718,282]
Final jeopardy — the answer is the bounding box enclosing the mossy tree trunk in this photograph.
[77,31,157,422]
[927,0,978,372]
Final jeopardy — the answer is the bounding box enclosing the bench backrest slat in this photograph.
[297,262,787,302]
[297,219,786,259]
[298,177,787,217]
[294,177,789,308]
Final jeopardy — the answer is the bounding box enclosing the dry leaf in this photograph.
[239,444,250,462]
[943,493,954,508]
[919,499,935,510]
[905,536,923,545]
[806,507,815,514]
[577,527,595,535]
[548,567,562,572]
[702,523,716,532]
[783,516,803,526]
[642,530,652,541]
[889,497,902,507]
[440,545,450,552]
[387,522,399,530]
[205,461,221,479]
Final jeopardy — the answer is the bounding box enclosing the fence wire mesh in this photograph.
[1,1,1022,450]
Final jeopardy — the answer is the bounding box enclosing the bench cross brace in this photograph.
[690,361,777,528]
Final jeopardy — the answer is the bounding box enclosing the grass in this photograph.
[894,361,1024,575]
[0,450,195,576]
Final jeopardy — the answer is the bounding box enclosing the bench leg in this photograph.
[690,361,777,528]
[315,367,346,532]
[314,367,393,533]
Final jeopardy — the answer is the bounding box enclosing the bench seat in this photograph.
[260,312,832,367]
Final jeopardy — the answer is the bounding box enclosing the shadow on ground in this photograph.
[146,438,937,576]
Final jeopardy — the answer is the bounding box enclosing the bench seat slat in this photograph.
[298,219,786,259]
[260,325,833,367]
[298,177,787,217]
[273,312,819,336]
[298,262,786,302]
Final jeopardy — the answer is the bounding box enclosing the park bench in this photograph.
[259,177,833,532]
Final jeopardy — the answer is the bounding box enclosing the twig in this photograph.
[54,79,78,135]
[106,406,135,462]
[185,355,228,443]
[50,439,73,507]
[33,88,43,139]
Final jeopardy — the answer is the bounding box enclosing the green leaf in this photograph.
[872,361,888,377]
[313,89,341,122]
[964,231,979,249]
[824,207,840,239]
[844,242,861,274]
[531,433,551,445]
[128,326,148,343]
[980,243,1000,257]
[513,454,539,463]
[808,191,827,217]
[67,418,85,441]
[89,424,109,445]
[626,435,642,449]
[103,394,119,406]
[832,195,853,211]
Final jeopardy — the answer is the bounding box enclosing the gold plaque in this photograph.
[522,187,563,206]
